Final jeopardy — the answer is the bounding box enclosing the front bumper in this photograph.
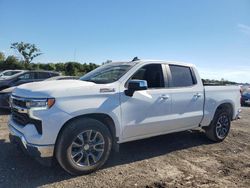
[9,123,54,166]
[234,109,242,120]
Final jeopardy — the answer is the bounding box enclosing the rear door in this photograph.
[166,64,204,130]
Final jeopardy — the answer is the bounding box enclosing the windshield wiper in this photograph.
[81,79,97,83]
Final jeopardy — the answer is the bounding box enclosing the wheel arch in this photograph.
[55,113,119,153]
[214,102,234,120]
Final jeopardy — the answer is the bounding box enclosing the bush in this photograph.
[0,55,99,76]
[0,56,23,70]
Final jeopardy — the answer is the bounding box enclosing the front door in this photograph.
[120,64,172,139]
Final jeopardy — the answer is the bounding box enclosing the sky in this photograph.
[0,0,250,83]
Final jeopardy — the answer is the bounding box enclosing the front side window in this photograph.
[80,62,135,84]
[130,64,164,88]
[169,65,195,87]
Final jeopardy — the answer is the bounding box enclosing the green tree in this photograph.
[28,63,39,70]
[43,63,56,71]
[11,42,42,64]
[102,59,112,65]
[55,63,65,72]
[0,55,23,70]
[0,52,5,61]
[65,62,77,76]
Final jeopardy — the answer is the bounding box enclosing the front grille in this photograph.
[11,96,43,135]
[12,109,30,126]
[12,98,26,108]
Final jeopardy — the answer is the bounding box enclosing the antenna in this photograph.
[132,57,140,61]
[73,48,76,61]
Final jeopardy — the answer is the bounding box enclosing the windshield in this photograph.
[80,62,135,84]
[0,70,21,77]
[4,71,21,76]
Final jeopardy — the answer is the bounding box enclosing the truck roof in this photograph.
[112,59,195,68]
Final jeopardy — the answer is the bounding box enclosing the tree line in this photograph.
[0,42,244,84]
[0,42,99,76]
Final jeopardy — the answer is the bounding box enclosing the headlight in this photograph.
[26,98,55,110]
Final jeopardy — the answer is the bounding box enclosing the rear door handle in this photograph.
[160,94,170,100]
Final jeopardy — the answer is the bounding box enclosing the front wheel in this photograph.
[204,109,231,142]
[56,118,112,175]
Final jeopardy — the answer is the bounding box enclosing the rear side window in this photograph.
[37,72,51,79]
[169,65,196,87]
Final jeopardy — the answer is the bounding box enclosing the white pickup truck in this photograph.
[8,59,241,175]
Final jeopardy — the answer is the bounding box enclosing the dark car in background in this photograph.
[241,90,250,106]
[0,70,60,109]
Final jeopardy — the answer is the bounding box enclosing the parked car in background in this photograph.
[0,70,25,78]
[0,70,60,91]
[0,87,15,109]
[241,90,250,106]
[45,76,79,81]
[0,70,60,109]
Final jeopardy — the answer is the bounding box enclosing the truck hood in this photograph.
[12,80,110,98]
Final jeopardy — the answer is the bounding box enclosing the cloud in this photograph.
[238,24,250,35]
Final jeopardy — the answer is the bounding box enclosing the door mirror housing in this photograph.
[125,80,148,97]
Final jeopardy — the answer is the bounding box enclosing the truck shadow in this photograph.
[0,109,11,115]
[0,130,213,187]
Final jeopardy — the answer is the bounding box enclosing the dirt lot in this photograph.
[0,108,249,188]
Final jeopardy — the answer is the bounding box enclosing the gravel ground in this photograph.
[0,108,249,188]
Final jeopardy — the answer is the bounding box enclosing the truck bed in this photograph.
[200,85,241,127]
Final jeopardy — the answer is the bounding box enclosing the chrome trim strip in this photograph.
[11,95,47,102]
[10,95,48,112]
[12,104,28,113]
[100,88,116,93]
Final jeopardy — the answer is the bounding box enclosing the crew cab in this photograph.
[8,60,241,175]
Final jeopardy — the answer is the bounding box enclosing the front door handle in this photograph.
[160,94,170,100]
[194,93,202,98]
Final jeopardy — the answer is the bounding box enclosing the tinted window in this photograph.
[37,72,51,79]
[169,65,195,87]
[131,64,164,88]
[18,73,35,80]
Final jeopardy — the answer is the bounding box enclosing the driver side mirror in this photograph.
[125,80,148,97]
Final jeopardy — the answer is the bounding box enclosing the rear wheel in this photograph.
[56,118,112,175]
[204,109,231,142]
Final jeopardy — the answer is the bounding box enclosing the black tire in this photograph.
[56,118,112,175]
[241,101,245,106]
[204,108,231,142]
